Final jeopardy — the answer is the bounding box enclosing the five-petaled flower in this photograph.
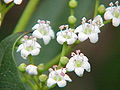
[26,65,38,75]
[47,66,72,88]
[104,1,120,27]
[4,0,23,5]
[56,25,77,45]
[66,50,91,77]
[32,20,54,45]
[74,17,101,43]
[17,35,41,59]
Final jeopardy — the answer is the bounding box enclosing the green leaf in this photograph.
[0,33,25,90]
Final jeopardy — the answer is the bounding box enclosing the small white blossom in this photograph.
[47,67,72,88]
[56,25,77,45]
[26,65,38,75]
[4,0,22,5]
[104,1,120,27]
[75,17,101,43]
[66,50,91,77]
[17,35,41,59]
[32,20,54,45]
[92,15,104,28]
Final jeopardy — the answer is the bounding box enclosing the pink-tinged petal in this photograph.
[104,11,113,20]
[112,18,120,27]
[57,80,67,87]
[89,33,98,43]
[47,78,56,87]
[75,67,84,77]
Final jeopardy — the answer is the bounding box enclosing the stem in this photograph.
[44,40,80,71]
[13,0,40,33]
[103,20,111,24]
[94,0,100,17]
[28,55,34,64]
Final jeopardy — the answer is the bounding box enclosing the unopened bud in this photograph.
[98,4,106,14]
[60,56,69,66]
[69,0,78,8]
[68,15,77,24]
[37,64,44,73]
[39,74,48,82]
[18,63,26,72]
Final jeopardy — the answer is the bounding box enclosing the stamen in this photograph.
[53,65,58,70]
[82,17,86,24]
[76,50,81,55]
[59,25,65,30]
[71,52,76,56]
[115,1,119,6]
[24,35,28,39]
[49,68,53,72]
[109,2,114,7]
[40,20,46,24]
[46,21,50,24]
[60,72,65,76]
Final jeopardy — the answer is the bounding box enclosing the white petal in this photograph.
[57,36,66,45]
[112,18,120,27]
[74,25,84,33]
[43,36,51,45]
[34,42,41,48]
[89,33,98,43]
[30,48,40,56]
[47,78,56,87]
[14,0,22,4]
[21,49,30,59]
[17,44,24,52]
[83,56,88,62]
[64,74,72,82]
[32,30,43,39]
[32,24,40,30]
[66,62,75,72]
[49,29,55,39]
[57,80,67,87]
[67,38,76,45]
[82,61,91,72]
[104,11,113,20]
[78,32,88,42]
[4,0,13,4]
[75,67,84,77]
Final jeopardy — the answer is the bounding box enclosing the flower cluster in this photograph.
[104,1,120,27]
[17,20,54,59]
[46,50,91,88]
[57,15,103,44]
[4,0,23,5]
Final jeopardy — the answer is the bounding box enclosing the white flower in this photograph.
[47,67,72,88]
[17,35,41,59]
[56,25,77,45]
[26,65,38,75]
[66,50,91,77]
[75,17,101,43]
[104,1,120,27]
[92,15,104,28]
[4,0,22,5]
[32,20,54,45]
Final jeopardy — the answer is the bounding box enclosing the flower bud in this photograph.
[37,64,44,73]
[18,63,26,72]
[98,4,106,14]
[69,0,78,8]
[60,56,69,66]
[39,74,48,82]
[68,15,77,24]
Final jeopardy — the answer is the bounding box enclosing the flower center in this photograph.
[63,35,71,39]
[39,29,48,35]
[53,75,62,81]
[113,9,120,18]
[25,46,34,51]
[84,28,92,34]
[75,60,82,67]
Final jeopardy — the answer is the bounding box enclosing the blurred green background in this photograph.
[0,0,120,90]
